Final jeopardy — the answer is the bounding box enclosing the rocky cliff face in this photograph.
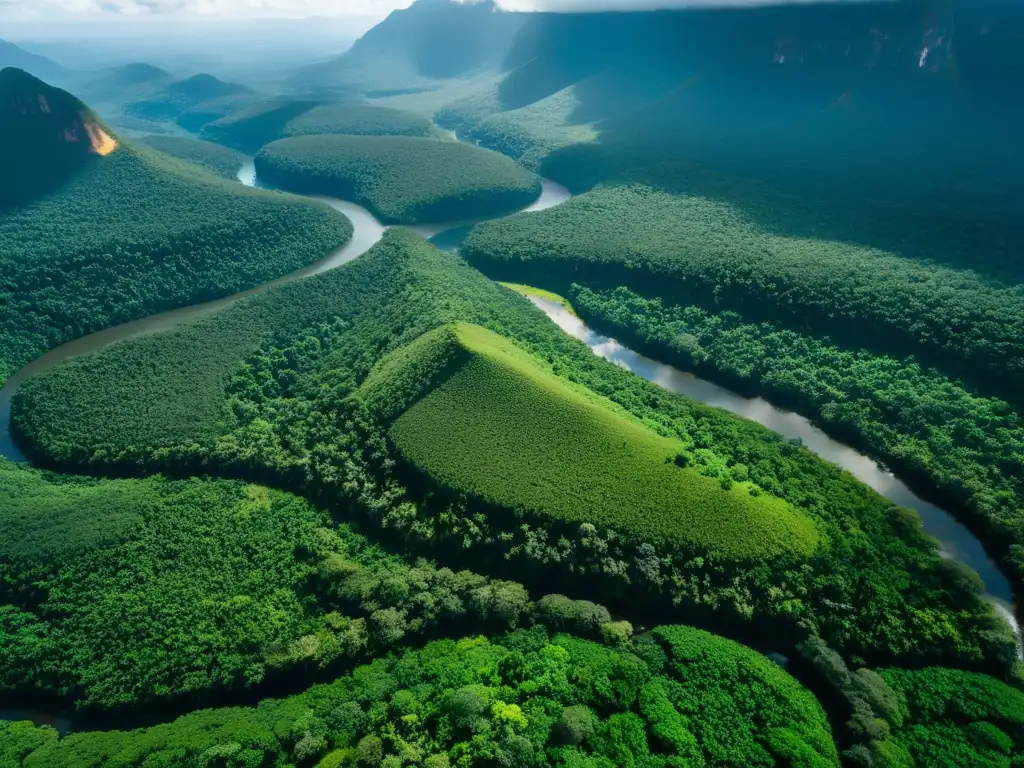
[1,68,118,209]
[1,67,117,157]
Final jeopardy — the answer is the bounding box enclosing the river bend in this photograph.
[0,152,1017,651]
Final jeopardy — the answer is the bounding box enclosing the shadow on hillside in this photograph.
[485,5,1024,283]
[200,100,322,154]
[540,119,1024,285]
[0,155,97,216]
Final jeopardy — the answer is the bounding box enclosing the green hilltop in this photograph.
[369,322,818,560]
[255,134,541,224]
[199,101,440,153]
[123,72,252,123]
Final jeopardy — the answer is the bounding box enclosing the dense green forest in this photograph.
[875,667,1024,767]
[138,135,245,179]
[0,131,352,386]
[375,322,818,560]
[12,230,1014,671]
[557,283,1024,589]
[5,2,1024,763]
[0,458,631,713]
[1,625,840,767]
[460,174,1024,403]
[175,93,263,133]
[254,135,541,224]
[199,102,439,154]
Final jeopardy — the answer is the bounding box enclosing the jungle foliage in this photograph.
[12,230,1013,671]
[254,135,541,224]
[0,138,352,386]
[875,667,1024,768]
[0,457,604,712]
[460,175,1024,403]
[200,101,439,154]
[138,135,245,179]
[1,625,839,768]
[562,283,1024,590]
[379,323,818,560]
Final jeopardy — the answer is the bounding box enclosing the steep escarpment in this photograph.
[0,67,118,205]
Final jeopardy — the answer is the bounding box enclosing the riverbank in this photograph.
[523,292,1022,650]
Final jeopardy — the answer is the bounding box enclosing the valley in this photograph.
[2,1,1024,766]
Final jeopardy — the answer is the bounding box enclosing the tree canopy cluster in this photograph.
[254,135,541,224]
[460,177,1024,402]
[0,457,626,713]
[13,230,1014,672]
[138,135,245,179]
[562,282,1024,590]
[0,140,352,386]
[0,625,839,768]
[199,101,440,154]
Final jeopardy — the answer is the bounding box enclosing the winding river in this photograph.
[0,147,1018,729]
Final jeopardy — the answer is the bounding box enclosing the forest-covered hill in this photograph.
[123,73,252,123]
[0,41,66,85]
[255,135,540,224]
[138,135,245,179]
[12,229,1014,673]
[199,101,438,154]
[0,70,353,387]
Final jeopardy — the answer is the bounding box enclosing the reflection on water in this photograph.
[529,295,1021,646]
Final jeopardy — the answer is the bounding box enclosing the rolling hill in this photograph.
[433,0,1024,204]
[364,322,818,560]
[255,134,541,224]
[123,72,252,123]
[0,69,353,387]
[199,101,438,153]
[0,40,67,84]
[69,62,172,104]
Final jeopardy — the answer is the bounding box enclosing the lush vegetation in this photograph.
[12,230,1013,670]
[380,322,818,560]
[0,460,337,709]
[560,283,1024,589]
[877,667,1024,767]
[0,457,607,712]
[200,101,439,153]
[176,93,263,134]
[1,624,839,767]
[254,135,541,224]
[0,124,352,385]
[138,135,245,179]
[460,174,1024,402]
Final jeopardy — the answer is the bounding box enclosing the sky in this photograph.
[0,0,886,22]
